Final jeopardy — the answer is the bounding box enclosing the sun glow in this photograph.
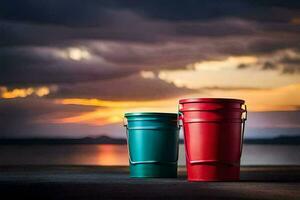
[140,71,155,79]
[54,98,178,125]
[56,47,91,61]
[54,108,124,125]
[68,48,90,60]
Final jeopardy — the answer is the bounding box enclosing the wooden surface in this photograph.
[0,166,299,200]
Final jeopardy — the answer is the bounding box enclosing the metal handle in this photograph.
[124,118,178,165]
[240,104,247,158]
[178,103,184,128]
[178,114,183,128]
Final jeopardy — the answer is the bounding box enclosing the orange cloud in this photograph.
[52,83,300,126]
[0,86,52,99]
[53,108,123,125]
[58,98,178,109]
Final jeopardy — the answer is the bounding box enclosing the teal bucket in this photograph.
[124,112,179,178]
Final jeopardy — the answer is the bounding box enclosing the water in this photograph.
[0,144,299,166]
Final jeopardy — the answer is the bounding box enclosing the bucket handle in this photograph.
[178,103,247,165]
[123,118,178,165]
[240,104,247,158]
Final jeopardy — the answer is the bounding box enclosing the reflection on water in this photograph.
[0,144,129,166]
[96,145,128,166]
[0,144,299,166]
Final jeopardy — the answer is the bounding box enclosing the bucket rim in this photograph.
[179,98,245,104]
[125,112,177,118]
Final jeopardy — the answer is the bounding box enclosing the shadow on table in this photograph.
[177,166,300,182]
[240,166,300,182]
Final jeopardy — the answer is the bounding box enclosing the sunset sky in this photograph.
[1,0,300,139]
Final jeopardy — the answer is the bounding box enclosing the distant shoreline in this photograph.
[0,136,126,145]
[0,135,300,145]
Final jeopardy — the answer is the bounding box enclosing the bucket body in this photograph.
[179,98,247,181]
[124,112,179,178]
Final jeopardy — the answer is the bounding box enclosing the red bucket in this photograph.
[179,98,247,181]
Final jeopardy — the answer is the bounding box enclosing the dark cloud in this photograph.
[262,61,278,70]
[200,86,264,91]
[267,52,300,74]
[278,52,300,74]
[0,0,300,86]
[238,49,300,74]
[0,12,267,48]
[237,63,251,69]
[50,74,195,101]
[2,19,300,86]
[2,0,299,25]
[281,56,300,65]
[0,13,171,47]
[0,47,133,85]
[281,66,300,74]
[122,0,300,23]
[244,37,300,55]
[1,0,300,46]
[0,0,113,27]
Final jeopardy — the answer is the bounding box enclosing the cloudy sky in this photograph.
[1,0,300,139]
